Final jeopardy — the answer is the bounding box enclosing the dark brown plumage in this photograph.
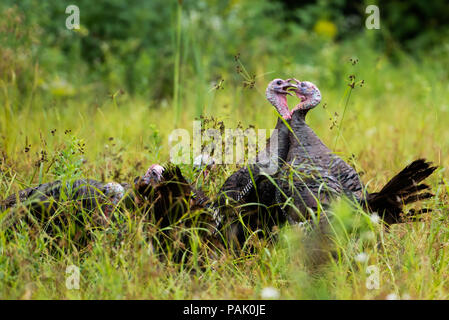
[134,164,218,262]
[134,164,211,229]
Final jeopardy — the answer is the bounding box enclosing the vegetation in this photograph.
[1,1,449,299]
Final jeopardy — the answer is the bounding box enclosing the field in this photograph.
[1,1,449,299]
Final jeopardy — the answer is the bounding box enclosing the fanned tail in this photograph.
[363,159,437,225]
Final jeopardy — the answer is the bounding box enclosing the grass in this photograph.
[1,8,449,299]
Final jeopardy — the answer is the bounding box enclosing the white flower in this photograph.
[261,287,280,299]
[370,213,380,224]
[386,293,399,300]
[355,252,368,263]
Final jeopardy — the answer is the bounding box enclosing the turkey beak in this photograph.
[288,82,307,101]
[277,82,296,95]
[284,78,302,96]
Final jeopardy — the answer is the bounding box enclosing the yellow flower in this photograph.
[313,19,337,39]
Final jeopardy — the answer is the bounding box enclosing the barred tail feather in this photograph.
[363,159,437,225]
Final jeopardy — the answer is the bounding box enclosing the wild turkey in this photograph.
[1,163,213,253]
[133,164,217,262]
[134,164,211,229]
[275,79,436,225]
[1,178,130,228]
[215,78,295,247]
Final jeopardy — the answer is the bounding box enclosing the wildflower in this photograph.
[355,252,368,263]
[370,213,380,224]
[313,20,337,39]
[386,293,399,300]
[261,287,280,299]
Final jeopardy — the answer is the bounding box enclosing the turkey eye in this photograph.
[276,80,282,85]
[301,82,306,87]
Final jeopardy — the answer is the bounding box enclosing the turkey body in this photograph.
[134,165,217,262]
[134,165,210,229]
[276,110,361,222]
[217,117,291,204]
[1,179,132,234]
[273,100,436,267]
[216,116,292,247]
[276,108,436,225]
[2,179,128,212]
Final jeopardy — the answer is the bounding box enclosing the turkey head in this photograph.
[288,79,322,113]
[265,78,296,120]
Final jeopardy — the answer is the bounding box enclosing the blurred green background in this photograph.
[2,0,448,103]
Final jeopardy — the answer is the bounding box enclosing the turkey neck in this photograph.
[254,94,291,170]
[287,109,330,164]
[270,116,290,161]
[251,116,290,177]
